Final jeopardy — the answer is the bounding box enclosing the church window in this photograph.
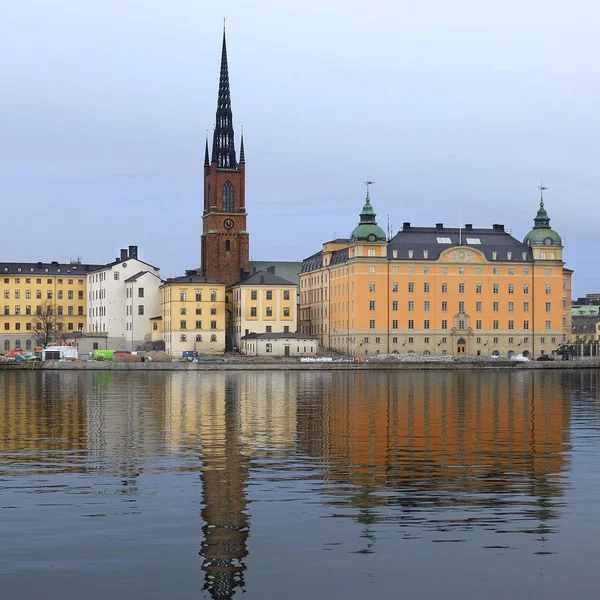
[225,240,231,251]
[223,181,234,211]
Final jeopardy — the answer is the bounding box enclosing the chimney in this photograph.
[120,249,128,261]
[128,245,138,260]
[435,223,443,230]
[403,222,411,230]
[465,224,473,231]
[492,224,505,232]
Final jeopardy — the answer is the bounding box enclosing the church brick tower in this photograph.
[201,27,249,286]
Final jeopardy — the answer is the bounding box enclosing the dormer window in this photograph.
[392,250,398,259]
[423,250,429,259]
[522,252,528,260]
[492,252,498,260]
[408,250,414,258]
[507,252,512,260]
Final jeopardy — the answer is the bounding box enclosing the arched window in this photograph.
[15,340,21,350]
[211,334,217,342]
[225,240,231,251]
[26,339,32,351]
[195,334,202,342]
[222,181,234,212]
[4,340,9,351]
[180,334,187,342]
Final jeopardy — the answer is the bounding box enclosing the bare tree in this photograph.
[31,302,64,348]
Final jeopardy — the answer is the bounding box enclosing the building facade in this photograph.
[1,260,102,352]
[300,190,572,358]
[239,332,317,356]
[87,246,161,351]
[228,270,298,350]
[160,271,226,356]
[201,28,249,285]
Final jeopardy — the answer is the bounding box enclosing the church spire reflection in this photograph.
[199,374,250,599]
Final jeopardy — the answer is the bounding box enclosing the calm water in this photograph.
[1,370,600,599]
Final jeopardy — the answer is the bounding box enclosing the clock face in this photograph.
[544,237,553,245]
[368,234,376,242]
[224,218,234,230]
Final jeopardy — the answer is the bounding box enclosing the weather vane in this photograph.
[364,179,374,198]
[538,181,548,206]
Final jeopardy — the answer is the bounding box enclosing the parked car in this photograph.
[536,355,555,361]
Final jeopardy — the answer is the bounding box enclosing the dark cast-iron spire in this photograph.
[239,131,245,164]
[211,24,237,168]
[204,133,210,167]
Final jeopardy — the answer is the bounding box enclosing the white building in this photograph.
[87,245,162,351]
[239,332,317,357]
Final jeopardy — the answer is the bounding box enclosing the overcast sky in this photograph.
[1,0,598,295]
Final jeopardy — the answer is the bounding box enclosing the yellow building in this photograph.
[228,270,298,350]
[160,270,226,356]
[150,316,163,342]
[300,190,572,359]
[1,260,102,352]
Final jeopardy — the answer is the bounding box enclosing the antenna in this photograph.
[459,203,462,245]
[387,214,391,241]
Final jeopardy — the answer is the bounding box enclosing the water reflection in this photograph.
[1,370,600,599]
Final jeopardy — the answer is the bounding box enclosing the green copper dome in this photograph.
[350,193,387,242]
[523,197,562,246]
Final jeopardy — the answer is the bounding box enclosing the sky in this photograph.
[1,0,599,296]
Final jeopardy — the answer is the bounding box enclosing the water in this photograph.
[1,370,600,599]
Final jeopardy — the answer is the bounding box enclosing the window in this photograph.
[4,323,9,330]
[406,300,414,312]
[392,320,398,330]
[180,334,187,342]
[541,252,547,259]
[47,291,52,300]
[458,283,465,294]
[408,250,414,258]
[225,240,231,251]
[508,267,515,275]
[265,343,273,353]
[284,326,290,333]
[508,284,514,294]
[195,334,202,342]
[493,302,499,312]
[3,305,8,315]
[551,337,556,344]
[25,290,31,299]
[78,306,84,316]
[67,306,73,316]
[4,340,8,350]
[114,272,119,280]
[546,302,552,312]
[424,301,430,312]
[392,282,398,293]
[508,337,514,344]
[196,308,202,315]
[545,284,551,295]
[550,252,555,260]
[492,252,498,260]
[476,320,482,330]
[138,288,144,298]
[424,282,430,293]
[508,320,514,330]
[195,291,202,302]
[523,284,529,294]
[424,337,430,344]
[368,248,376,257]
[369,266,375,273]
[266,307,273,317]
[422,250,429,259]
[508,302,514,312]
[36,290,41,299]
[458,267,465,275]
[476,283,482,294]
[524,320,529,329]
[437,236,451,244]
[26,305,31,315]
[408,282,414,293]
[441,283,448,293]
[408,337,414,344]
[546,320,551,330]
[180,291,187,301]
[180,307,187,315]
[283,307,290,317]
[67,323,74,331]
[195,320,202,329]
[458,301,465,313]
[458,319,465,329]
[493,268,499,276]
[251,290,257,300]
[493,283,499,294]
[26,339,31,350]
[407,266,414,274]
[68,290,73,300]
[475,301,482,312]
[466,237,481,245]
[442,320,448,330]
[441,301,447,312]
[424,320,430,330]
[251,307,257,317]
[493,337,499,344]
[369,320,376,329]
[283,290,290,300]
[210,292,217,302]
[408,320,414,330]
[392,250,398,258]
[390,300,397,311]
[138,305,144,315]
[393,337,398,344]
[153,322,158,331]
[266,290,273,300]
[424,266,430,274]
[369,281,376,292]
[210,308,217,315]
[211,321,217,329]
[180,320,187,329]
[493,320,499,330]
[507,252,512,261]
[223,181,234,211]
[266,326,272,333]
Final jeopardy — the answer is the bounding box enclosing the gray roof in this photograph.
[0,261,103,276]
[241,332,317,341]
[124,270,162,283]
[388,224,533,262]
[231,270,296,288]
[572,315,600,336]
[163,271,221,285]
[249,260,302,285]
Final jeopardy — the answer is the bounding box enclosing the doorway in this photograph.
[456,338,466,355]
[284,345,290,357]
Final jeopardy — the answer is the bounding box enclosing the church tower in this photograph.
[201,26,249,285]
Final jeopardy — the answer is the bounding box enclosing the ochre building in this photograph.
[300,191,572,358]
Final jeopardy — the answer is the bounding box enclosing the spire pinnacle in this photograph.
[364,179,374,203]
[211,23,237,168]
[538,181,547,208]
[239,130,245,164]
[204,132,210,167]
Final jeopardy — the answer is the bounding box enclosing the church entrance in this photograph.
[456,338,466,355]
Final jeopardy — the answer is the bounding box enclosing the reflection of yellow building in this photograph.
[300,190,572,358]
[0,261,100,352]
[159,271,226,356]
